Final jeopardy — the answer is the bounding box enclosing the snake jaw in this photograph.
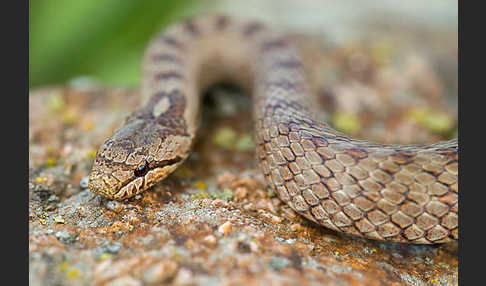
[88,170,119,200]
[113,161,183,200]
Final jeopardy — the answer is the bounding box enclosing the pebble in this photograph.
[271,214,283,224]
[253,231,265,238]
[233,187,248,200]
[255,200,268,210]
[184,215,195,224]
[173,268,194,286]
[269,256,291,271]
[211,199,225,208]
[79,176,89,189]
[203,235,217,246]
[249,241,259,252]
[218,221,233,235]
[425,257,434,265]
[105,242,122,254]
[216,172,237,187]
[243,203,255,211]
[48,194,59,203]
[106,275,141,286]
[290,224,303,232]
[55,231,73,243]
[143,261,178,284]
[106,201,120,211]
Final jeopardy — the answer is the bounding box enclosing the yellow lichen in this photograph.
[408,108,454,134]
[211,189,233,201]
[85,149,97,160]
[193,180,207,190]
[175,167,193,178]
[58,261,69,271]
[332,112,361,135]
[82,120,94,131]
[235,134,255,151]
[62,108,78,125]
[54,216,65,224]
[47,157,56,167]
[267,188,276,198]
[370,38,394,66]
[438,262,450,269]
[99,253,112,261]
[213,127,237,149]
[190,192,209,200]
[48,92,66,113]
[66,268,81,279]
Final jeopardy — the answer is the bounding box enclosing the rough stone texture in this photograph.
[29,5,457,286]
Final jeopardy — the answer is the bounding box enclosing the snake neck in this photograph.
[143,16,316,139]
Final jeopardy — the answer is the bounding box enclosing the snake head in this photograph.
[88,119,191,200]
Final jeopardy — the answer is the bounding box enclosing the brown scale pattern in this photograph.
[254,110,457,243]
[88,14,458,244]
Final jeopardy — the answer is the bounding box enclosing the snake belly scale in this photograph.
[88,15,458,244]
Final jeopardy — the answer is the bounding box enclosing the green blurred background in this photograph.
[29,0,200,89]
[30,0,456,92]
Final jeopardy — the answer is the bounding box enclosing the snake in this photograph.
[88,15,458,244]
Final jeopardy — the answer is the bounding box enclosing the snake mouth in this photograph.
[113,156,184,200]
[149,156,184,171]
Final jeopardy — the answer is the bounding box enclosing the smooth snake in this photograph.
[88,15,458,244]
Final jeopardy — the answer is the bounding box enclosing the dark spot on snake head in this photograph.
[160,35,184,51]
[184,18,199,36]
[134,160,149,177]
[261,37,289,52]
[215,15,229,30]
[154,71,184,81]
[243,21,264,37]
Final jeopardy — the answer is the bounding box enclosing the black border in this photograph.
[458,0,484,284]
[5,0,29,284]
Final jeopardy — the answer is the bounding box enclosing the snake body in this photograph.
[88,15,458,244]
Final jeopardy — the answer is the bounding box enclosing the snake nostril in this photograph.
[134,160,149,177]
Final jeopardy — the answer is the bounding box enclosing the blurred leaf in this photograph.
[29,0,198,88]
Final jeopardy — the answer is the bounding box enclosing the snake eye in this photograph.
[134,161,148,177]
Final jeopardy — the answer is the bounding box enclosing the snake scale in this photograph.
[88,15,458,244]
